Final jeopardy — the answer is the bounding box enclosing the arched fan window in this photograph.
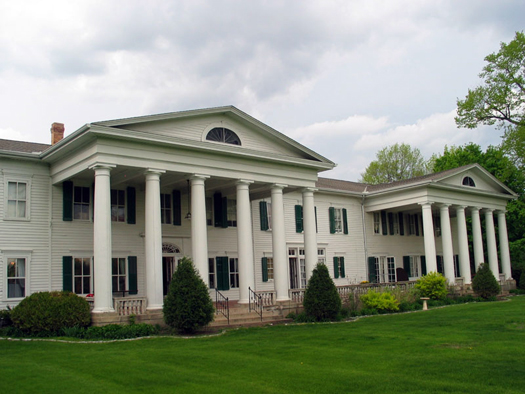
[162,243,181,254]
[462,176,476,187]
[206,127,241,145]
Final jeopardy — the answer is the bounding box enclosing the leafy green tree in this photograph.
[360,143,431,184]
[415,272,448,301]
[472,263,500,299]
[455,32,525,169]
[163,257,214,334]
[303,263,341,321]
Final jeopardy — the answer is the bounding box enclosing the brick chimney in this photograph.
[51,122,65,145]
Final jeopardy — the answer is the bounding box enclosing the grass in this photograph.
[1,296,524,393]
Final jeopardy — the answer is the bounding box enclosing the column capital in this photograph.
[439,203,451,210]
[483,208,495,214]
[418,201,434,208]
[302,187,318,194]
[496,209,507,215]
[190,174,210,181]
[144,168,166,176]
[236,179,254,186]
[456,205,468,211]
[89,163,116,171]
[471,206,482,212]
[271,183,288,190]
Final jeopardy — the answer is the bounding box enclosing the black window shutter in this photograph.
[63,256,73,291]
[221,197,228,228]
[399,212,404,236]
[421,256,427,275]
[63,181,73,221]
[343,208,349,234]
[260,201,269,231]
[127,187,136,224]
[262,257,268,282]
[172,190,181,226]
[415,214,420,236]
[403,256,411,277]
[128,256,138,295]
[315,206,318,233]
[455,255,460,278]
[340,257,345,278]
[388,212,394,235]
[216,257,230,291]
[437,255,444,274]
[295,205,303,233]
[214,193,222,227]
[381,211,388,235]
[333,257,340,279]
[329,207,336,234]
[368,257,377,283]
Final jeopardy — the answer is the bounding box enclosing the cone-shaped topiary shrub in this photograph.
[303,263,341,321]
[163,257,214,334]
[11,291,91,335]
[472,263,500,299]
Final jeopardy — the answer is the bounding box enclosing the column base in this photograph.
[146,304,163,311]
[92,307,115,314]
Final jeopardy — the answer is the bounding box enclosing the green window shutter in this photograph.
[368,257,377,283]
[262,257,268,282]
[260,201,269,230]
[388,212,394,235]
[415,214,420,236]
[315,206,318,233]
[333,257,340,279]
[403,256,411,277]
[381,211,388,235]
[295,205,303,233]
[214,193,223,227]
[340,257,345,278]
[421,256,427,275]
[63,181,73,221]
[127,187,136,225]
[63,256,73,291]
[172,190,181,226]
[399,212,404,236]
[92,182,95,222]
[343,208,349,234]
[216,257,230,291]
[329,207,336,234]
[455,255,460,278]
[221,197,228,228]
[128,256,138,295]
[437,255,444,274]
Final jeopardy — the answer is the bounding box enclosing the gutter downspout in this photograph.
[361,191,368,283]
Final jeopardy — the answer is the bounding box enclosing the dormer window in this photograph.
[462,176,476,187]
[206,127,241,145]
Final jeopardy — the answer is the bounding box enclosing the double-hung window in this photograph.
[329,207,348,234]
[333,256,345,279]
[6,181,28,219]
[74,186,90,220]
[229,258,239,288]
[227,199,237,227]
[112,257,127,293]
[373,212,380,234]
[111,189,126,222]
[160,194,172,224]
[7,257,26,298]
[74,257,92,295]
[261,257,274,282]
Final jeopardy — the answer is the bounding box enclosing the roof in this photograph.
[0,138,51,154]
[316,177,367,193]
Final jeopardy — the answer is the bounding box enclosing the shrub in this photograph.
[0,308,12,328]
[303,263,341,321]
[415,272,448,300]
[472,263,500,299]
[163,257,214,334]
[11,291,91,335]
[360,290,399,313]
[520,270,525,291]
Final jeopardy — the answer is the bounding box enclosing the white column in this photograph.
[236,180,255,304]
[456,206,472,284]
[90,163,115,313]
[190,174,210,282]
[145,169,165,310]
[440,204,455,284]
[420,202,437,273]
[302,188,317,281]
[471,207,484,271]
[485,209,500,279]
[271,184,289,301]
[497,210,512,280]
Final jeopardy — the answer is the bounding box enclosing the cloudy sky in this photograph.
[1,0,523,181]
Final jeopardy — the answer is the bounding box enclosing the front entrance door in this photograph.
[163,256,178,295]
[288,248,306,289]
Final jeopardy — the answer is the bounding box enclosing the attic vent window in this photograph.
[206,127,241,145]
[462,176,476,187]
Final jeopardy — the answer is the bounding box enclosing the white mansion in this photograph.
[0,106,516,319]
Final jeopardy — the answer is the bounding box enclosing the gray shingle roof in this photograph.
[0,138,51,154]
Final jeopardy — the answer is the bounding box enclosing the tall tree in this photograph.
[360,143,431,184]
[455,31,525,169]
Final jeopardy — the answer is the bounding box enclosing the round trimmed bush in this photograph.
[360,290,399,313]
[163,257,214,334]
[472,263,500,299]
[11,291,91,335]
[303,263,341,321]
[415,272,448,300]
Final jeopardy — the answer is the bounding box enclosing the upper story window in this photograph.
[111,189,126,222]
[160,194,172,224]
[206,127,241,145]
[462,176,476,187]
[74,186,91,220]
[6,181,28,219]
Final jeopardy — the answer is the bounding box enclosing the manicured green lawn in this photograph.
[1,296,524,394]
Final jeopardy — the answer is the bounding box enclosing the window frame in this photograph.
[110,189,126,223]
[112,256,128,294]
[4,177,31,221]
[227,199,237,227]
[73,185,91,221]
[73,256,93,296]
[160,193,172,224]
[373,212,380,234]
[4,251,31,300]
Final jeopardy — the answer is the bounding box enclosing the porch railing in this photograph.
[256,291,276,306]
[114,297,147,316]
[215,288,229,325]
[289,289,305,303]
[249,287,263,321]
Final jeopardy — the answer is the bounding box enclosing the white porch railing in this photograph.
[256,291,276,306]
[289,289,305,303]
[114,297,147,316]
